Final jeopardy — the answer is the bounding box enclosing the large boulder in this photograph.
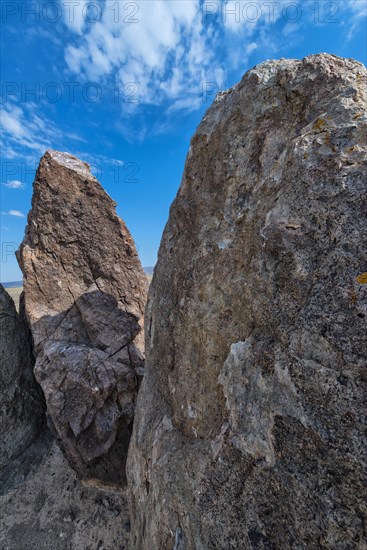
[128,54,367,548]
[17,150,148,488]
[0,285,49,495]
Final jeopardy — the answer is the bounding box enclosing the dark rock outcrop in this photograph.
[0,285,49,495]
[128,55,367,547]
[17,150,148,488]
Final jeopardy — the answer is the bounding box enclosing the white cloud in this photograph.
[64,45,87,73]
[1,102,59,158]
[61,0,223,108]
[346,0,367,18]
[245,42,258,55]
[2,180,24,189]
[344,0,367,40]
[0,102,84,162]
[166,96,203,114]
[63,0,91,34]
[8,210,26,218]
[59,0,298,113]
[1,105,29,139]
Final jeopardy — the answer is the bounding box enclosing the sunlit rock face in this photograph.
[17,150,148,488]
[127,54,367,548]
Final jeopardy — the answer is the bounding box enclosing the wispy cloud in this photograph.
[1,102,61,160]
[0,101,84,162]
[166,96,203,114]
[346,0,367,19]
[0,98,130,170]
[3,210,26,218]
[344,0,367,40]
[2,180,24,189]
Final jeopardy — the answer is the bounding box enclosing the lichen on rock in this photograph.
[127,54,367,548]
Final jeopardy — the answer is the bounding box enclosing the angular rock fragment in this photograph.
[128,54,367,547]
[0,285,49,495]
[17,150,148,487]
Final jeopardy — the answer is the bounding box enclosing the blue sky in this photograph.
[1,0,366,282]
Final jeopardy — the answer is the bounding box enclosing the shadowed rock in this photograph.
[17,150,148,488]
[127,54,367,547]
[0,285,50,495]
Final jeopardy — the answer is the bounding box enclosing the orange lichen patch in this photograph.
[356,272,367,284]
[313,118,326,132]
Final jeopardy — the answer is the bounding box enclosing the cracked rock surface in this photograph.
[127,55,367,548]
[17,150,148,488]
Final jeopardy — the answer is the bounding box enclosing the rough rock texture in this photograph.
[0,442,130,550]
[0,285,50,495]
[128,54,367,548]
[17,150,148,488]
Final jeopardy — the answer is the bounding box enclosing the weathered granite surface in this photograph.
[17,150,148,488]
[128,54,367,548]
[0,285,49,495]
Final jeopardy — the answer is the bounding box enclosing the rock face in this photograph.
[0,285,49,495]
[128,54,367,548]
[17,150,148,488]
